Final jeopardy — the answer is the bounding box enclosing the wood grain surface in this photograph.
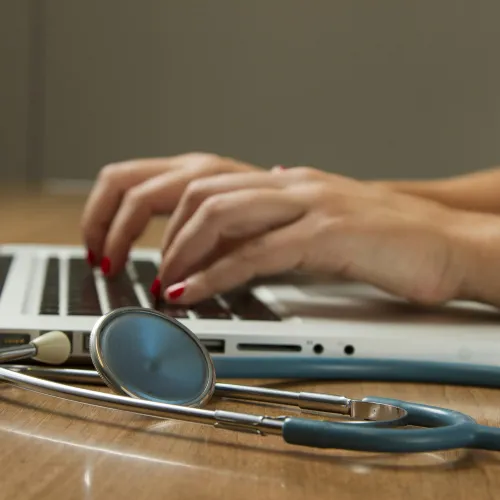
[0,186,499,500]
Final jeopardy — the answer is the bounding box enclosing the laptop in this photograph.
[1,243,500,372]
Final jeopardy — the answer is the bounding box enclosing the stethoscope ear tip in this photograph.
[32,330,71,364]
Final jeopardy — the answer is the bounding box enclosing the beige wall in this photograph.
[0,1,30,183]
[3,1,500,183]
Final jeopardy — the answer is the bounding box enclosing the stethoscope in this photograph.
[0,306,500,454]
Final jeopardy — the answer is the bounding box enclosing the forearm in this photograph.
[372,166,500,215]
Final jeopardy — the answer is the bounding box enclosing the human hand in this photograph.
[80,152,261,273]
[156,166,477,306]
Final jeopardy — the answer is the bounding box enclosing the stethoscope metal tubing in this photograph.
[0,345,37,364]
[4,365,490,453]
[2,365,406,424]
[0,366,285,435]
[215,384,352,414]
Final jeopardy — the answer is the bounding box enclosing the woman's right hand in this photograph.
[80,152,262,274]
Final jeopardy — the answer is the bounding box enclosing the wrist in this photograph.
[370,179,451,202]
[445,211,500,308]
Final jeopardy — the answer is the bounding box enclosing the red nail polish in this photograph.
[271,165,285,172]
[166,282,186,300]
[87,249,96,266]
[101,257,111,275]
[150,278,161,297]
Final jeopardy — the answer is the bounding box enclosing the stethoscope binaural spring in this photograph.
[2,306,500,454]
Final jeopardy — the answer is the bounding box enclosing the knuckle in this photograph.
[199,194,230,220]
[188,152,223,172]
[184,151,217,162]
[122,186,146,209]
[183,152,248,176]
[97,162,126,184]
[183,179,212,207]
[292,166,322,181]
[98,159,150,184]
[292,181,330,201]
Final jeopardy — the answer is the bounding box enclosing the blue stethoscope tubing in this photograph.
[213,356,500,388]
[211,357,500,453]
[283,396,500,453]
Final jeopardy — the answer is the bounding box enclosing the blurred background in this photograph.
[2,1,500,190]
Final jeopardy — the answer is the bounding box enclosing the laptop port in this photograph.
[82,333,90,353]
[237,343,302,352]
[313,344,324,354]
[200,339,225,353]
[344,344,355,355]
[0,333,31,348]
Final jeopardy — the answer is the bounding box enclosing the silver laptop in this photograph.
[1,243,500,371]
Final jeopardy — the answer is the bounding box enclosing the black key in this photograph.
[133,260,160,306]
[0,255,13,299]
[68,258,102,316]
[222,289,281,321]
[154,298,189,318]
[105,271,141,309]
[133,260,158,286]
[40,258,60,315]
[191,298,231,319]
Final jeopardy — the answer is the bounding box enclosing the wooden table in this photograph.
[0,187,499,500]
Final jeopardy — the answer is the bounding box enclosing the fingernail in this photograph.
[86,249,96,266]
[166,281,186,300]
[271,165,285,172]
[101,257,111,275]
[150,277,161,297]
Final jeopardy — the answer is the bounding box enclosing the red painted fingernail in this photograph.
[166,282,186,300]
[101,257,111,275]
[86,249,96,266]
[150,277,161,297]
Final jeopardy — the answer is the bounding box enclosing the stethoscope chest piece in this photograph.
[89,307,216,407]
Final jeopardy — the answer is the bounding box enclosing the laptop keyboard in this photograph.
[38,256,281,321]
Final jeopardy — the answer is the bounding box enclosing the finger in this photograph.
[160,171,288,253]
[158,189,307,287]
[162,220,307,304]
[160,166,325,253]
[98,172,236,275]
[82,154,259,266]
[101,170,281,276]
[98,166,226,275]
[81,160,174,263]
